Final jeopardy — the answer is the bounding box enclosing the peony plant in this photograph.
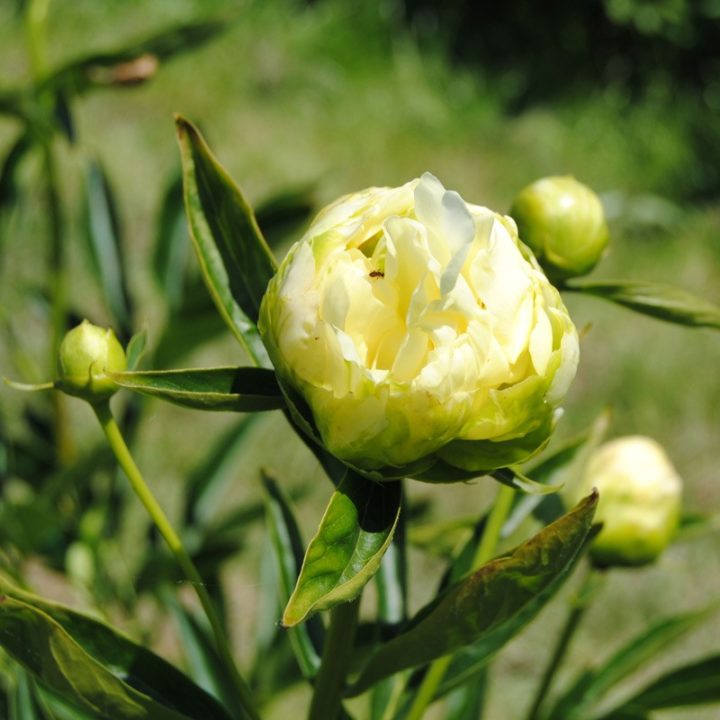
[3,116,720,720]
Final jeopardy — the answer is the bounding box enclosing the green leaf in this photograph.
[184,415,263,528]
[0,90,26,120]
[153,173,189,314]
[254,185,315,249]
[262,474,324,677]
[407,517,476,559]
[111,367,285,412]
[0,578,232,720]
[9,668,45,720]
[0,591,230,720]
[152,282,227,369]
[445,669,487,720]
[282,473,402,627]
[40,19,229,98]
[370,508,408,720]
[125,327,148,371]
[567,280,720,329]
[162,592,240,720]
[600,654,720,717]
[83,159,133,336]
[175,116,276,365]
[0,131,34,216]
[552,603,720,720]
[348,492,598,696]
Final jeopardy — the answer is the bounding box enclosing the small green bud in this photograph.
[57,320,126,403]
[510,176,609,279]
[571,436,682,568]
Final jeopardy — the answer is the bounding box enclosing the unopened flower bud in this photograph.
[57,320,126,403]
[571,436,682,567]
[510,176,608,280]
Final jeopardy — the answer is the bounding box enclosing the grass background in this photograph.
[1,0,719,718]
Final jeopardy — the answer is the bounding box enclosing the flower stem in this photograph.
[525,566,599,720]
[308,597,361,720]
[405,484,516,720]
[92,401,260,720]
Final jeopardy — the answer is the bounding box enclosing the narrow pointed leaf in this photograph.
[254,185,315,249]
[263,474,324,677]
[445,670,487,720]
[600,654,720,717]
[282,472,402,627]
[348,492,598,695]
[153,173,189,313]
[0,577,232,720]
[0,594,228,720]
[567,280,720,329]
[83,160,133,335]
[111,367,284,412]
[126,327,148,370]
[549,603,720,720]
[185,415,263,527]
[175,116,276,365]
[0,130,33,215]
[163,593,240,720]
[370,504,408,720]
[40,19,229,97]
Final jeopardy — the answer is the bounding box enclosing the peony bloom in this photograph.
[510,175,608,280]
[259,173,579,479]
[572,436,682,567]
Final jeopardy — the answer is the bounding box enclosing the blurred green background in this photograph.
[1,0,719,718]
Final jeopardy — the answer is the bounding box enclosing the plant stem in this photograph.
[525,567,598,720]
[405,484,516,720]
[308,597,361,720]
[92,401,260,720]
[472,484,516,569]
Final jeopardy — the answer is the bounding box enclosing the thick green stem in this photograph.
[472,484,516,569]
[405,485,516,720]
[525,567,598,720]
[92,401,260,720]
[308,597,361,720]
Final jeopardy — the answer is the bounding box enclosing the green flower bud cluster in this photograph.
[510,176,608,280]
[57,320,126,403]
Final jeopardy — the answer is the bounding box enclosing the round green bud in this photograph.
[571,436,682,568]
[510,176,609,280]
[57,320,126,403]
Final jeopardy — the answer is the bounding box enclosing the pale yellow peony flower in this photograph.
[259,173,579,479]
